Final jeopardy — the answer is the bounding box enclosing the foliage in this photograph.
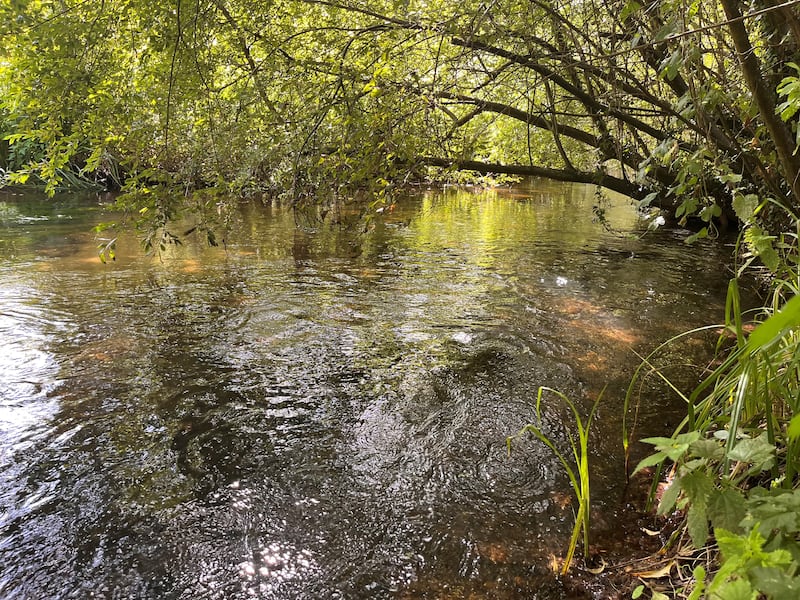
[628,255,800,596]
[508,386,602,574]
[2,0,800,239]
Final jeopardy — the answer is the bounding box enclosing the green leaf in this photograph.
[743,226,780,273]
[788,414,800,440]
[732,193,759,223]
[638,191,659,209]
[719,172,743,185]
[682,470,714,505]
[620,0,642,21]
[687,565,706,600]
[709,489,746,532]
[727,433,775,473]
[660,49,683,80]
[715,527,764,563]
[699,203,722,222]
[658,476,682,515]
[689,438,725,461]
[633,451,668,474]
[685,227,708,244]
[641,432,701,462]
[631,584,644,599]
[675,197,699,218]
[746,294,800,350]
[742,489,800,537]
[688,501,709,548]
[654,20,679,42]
[713,578,758,600]
[749,567,800,597]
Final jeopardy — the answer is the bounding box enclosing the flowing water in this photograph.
[0,183,734,598]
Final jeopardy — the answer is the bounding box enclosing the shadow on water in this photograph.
[0,184,736,598]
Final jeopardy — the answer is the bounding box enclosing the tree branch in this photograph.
[417,156,656,202]
[721,0,800,204]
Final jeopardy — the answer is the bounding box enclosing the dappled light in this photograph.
[0,187,735,598]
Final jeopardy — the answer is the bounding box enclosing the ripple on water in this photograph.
[0,190,738,598]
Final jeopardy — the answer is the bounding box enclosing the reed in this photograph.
[508,386,602,574]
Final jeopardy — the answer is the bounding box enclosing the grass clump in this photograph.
[508,386,602,575]
[626,250,800,597]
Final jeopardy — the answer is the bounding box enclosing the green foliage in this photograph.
[629,219,800,596]
[508,386,602,574]
[777,62,800,148]
[1,0,799,237]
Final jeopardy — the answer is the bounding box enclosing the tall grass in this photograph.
[625,279,800,492]
[508,386,602,574]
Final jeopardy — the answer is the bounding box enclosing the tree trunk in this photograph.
[721,0,800,207]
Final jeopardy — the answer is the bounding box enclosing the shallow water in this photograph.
[0,184,733,598]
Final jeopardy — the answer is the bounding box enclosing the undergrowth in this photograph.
[625,218,800,598]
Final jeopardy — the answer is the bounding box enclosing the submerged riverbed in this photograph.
[0,183,734,598]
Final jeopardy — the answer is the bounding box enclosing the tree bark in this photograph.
[417,156,657,202]
[720,0,800,206]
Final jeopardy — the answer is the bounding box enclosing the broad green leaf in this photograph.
[750,567,800,597]
[727,433,775,472]
[732,193,759,223]
[742,489,800,536]
[682,470,714,505]
[743,226,780,272]
[690,438,725,460]
[709,489,746,533]
[712,578,757,600]
[746,294,800,350]
[641,432,701,462]
[716,527,761,561]
[654,20,679,42]
[699,203,722,222]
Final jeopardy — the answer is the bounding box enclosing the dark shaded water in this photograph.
[1,184,733,598]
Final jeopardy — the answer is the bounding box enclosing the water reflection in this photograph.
[0,184,734,598]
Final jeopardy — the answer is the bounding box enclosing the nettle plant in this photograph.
[630,285,800,597]
[636,430,800,598]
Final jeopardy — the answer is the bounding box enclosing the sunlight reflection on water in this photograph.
[0,185,738,599]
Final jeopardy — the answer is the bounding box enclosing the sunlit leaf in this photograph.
[787,414,800,440]
[746,294,800,350]
[732,194,759,223]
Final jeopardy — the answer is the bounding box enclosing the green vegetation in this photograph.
[627,274,800,598]
[4,0,800,596]
[508,386,602,575]
[2,1,800,234]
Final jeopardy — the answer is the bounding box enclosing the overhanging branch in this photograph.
[418,156,654,201]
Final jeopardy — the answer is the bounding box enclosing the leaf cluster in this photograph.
[629,272,800,597]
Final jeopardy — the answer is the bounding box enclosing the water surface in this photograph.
[0,184,733,598]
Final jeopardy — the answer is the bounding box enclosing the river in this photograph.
[0,183,733,598]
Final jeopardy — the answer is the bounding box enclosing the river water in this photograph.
[0,183,733,598]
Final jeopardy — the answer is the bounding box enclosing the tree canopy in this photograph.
[2,0,800,239]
